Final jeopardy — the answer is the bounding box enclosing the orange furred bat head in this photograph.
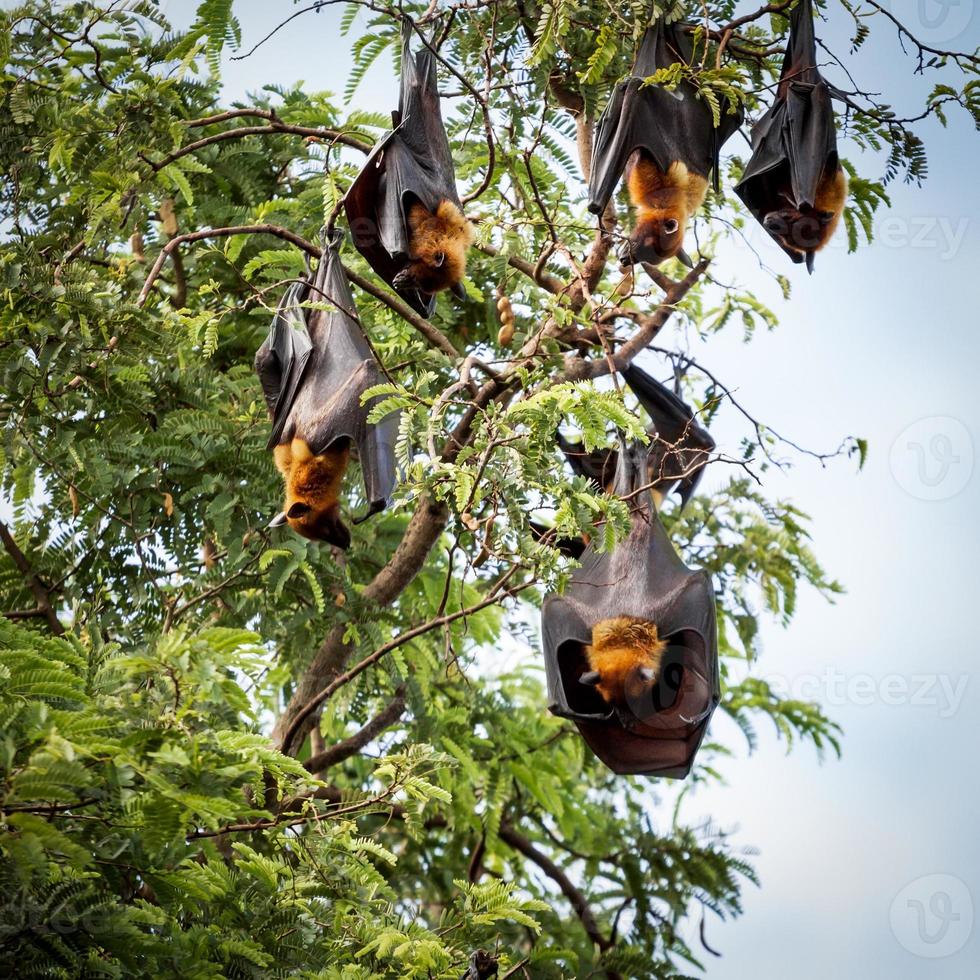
[279,499,351,548]
[393,199,473,300]
[580,616,668,712]
[270,439,352,549]
[617,212,687,267]
[763,207,837,253]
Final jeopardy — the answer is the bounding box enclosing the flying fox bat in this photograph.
[587,17,742,268]
[254,234,399,547]
[734,0,847,272]
[344,21,473,318]
[559,362,715,511]
[541,442,719,779]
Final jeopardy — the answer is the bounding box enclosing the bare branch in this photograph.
[499,823,622,979]
[304,688,407,774]
[0,521,65,636]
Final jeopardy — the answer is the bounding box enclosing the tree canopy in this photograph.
[0,1,975,977]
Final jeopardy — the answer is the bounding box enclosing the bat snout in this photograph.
[616,239,638,266]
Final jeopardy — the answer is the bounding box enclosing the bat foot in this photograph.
[391,268,414,291]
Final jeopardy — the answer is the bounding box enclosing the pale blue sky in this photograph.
[72,1,980,974]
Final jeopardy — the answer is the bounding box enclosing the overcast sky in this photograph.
[44,1,980,974]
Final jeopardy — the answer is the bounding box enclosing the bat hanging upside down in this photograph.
[762,166,848,272]
[272,437,352,549]
[392,199,474,300]
[580,616,668,710]
[617,151,707,268]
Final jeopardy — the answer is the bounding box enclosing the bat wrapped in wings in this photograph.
[254,233,400,548]
[588,17,742,268]
[541,442,719,779]
[343,21,473,318]
[558,362,715,511]
[734,0,848,272]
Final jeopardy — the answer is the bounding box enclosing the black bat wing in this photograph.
[528,519,589,561]
[734,0,839,239]
[622,363,715,509]
[344,22,462,318]
[265,237,400,520]
[556,430,619,490]
[254,279,315,450]
[588,19,743,216]
[541,442,719,778]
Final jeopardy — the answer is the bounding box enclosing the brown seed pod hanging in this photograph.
[495,285,515,348]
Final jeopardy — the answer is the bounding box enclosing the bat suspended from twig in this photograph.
[254,232,399,547]
[734,0,848,272]
[541,442,719,779]
[588,17,743,268]
[344,21,473,318]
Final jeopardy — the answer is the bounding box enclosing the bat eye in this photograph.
[287,501,312,519]
[638,667,657,682]
[663,219,679,234]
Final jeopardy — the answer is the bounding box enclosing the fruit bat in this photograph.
[254,233,399,546]
[559,362,715,511]
[587,17,743,267]
[541,442,719,779]
[734,0,848,272]
[344,21,472,318]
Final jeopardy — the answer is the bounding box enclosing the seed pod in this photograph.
[159,198,178,237]
[496,287,515,347]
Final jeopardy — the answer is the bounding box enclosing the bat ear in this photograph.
[805,251,816,275]
[675,248,695,269]
[267,511,289,528]
[287,501,312,519]
[579,670,601,687]
[450,280,467,301]
[432,251,446,268]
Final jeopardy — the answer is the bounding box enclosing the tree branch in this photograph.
[135,223,459,359]
[499,823,622,979]
[278,568,528,756]
[304,688,407,774]
[563,259,711,380]
[147,120,370,172]
[0,521,65,635]
[272,496,449,753]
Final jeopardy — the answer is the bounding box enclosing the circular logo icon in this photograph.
[876,0,976,44]
[890,874,974,959]
[889,416,973,501]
